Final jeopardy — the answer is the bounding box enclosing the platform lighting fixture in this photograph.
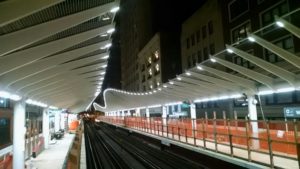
[169,81,174,85]
[226,48,234,53]
[107,28,115,34]
[276,87,295,93]
[101,55,109,59]
[145,92,149,95]
[141,93,144,95]
[163,85,167,88]
[197,66,203,70]
[276,21,284,27]
[149,92,152,94]
[101,64,107,68]
[49,106,58,109]
[177,77,182,81]
[210,58,216,62]
[110,7,120,13]
[258,90,274,95]
[100,72,105,75]
[101,34,108,37]
[185,72,191,76]
[0,91,10,98]
[102,17,110,21]
[158,88,162,91]
[153,90,157,93]
[10,94,21,101]
[248,36,256,42]
[100,77,104,80]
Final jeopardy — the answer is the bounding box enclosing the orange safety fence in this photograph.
[0,155,12,169]
[98,116,300,156]
[69,120,79,131]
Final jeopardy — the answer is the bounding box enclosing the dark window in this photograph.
[261,2,288,32]
[187,56,191,68]
[196,30,200,43]
[209,44,215,55]
[191,34,195,46]
[197,50,202,63]
[229,0,249,21]
[203,47,208,60]
[202,26,207,39]
[208,21,213,35]
[234,56,254,69]
[192,54,196,66]
[186,38,190,49]
[231,21,251,43]
[0,98,9,108]
[265,36,293,63]
[0,118,11,147]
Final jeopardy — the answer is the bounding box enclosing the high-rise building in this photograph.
[138,32,182,92]
[119,0,155,91]
[181,0,225,71]
[180,0,300,119]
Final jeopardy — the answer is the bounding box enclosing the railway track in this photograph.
[84,120,207,169]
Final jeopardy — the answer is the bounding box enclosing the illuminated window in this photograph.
[148,57,152,64]
[155,64,159,72]
[149,68,152,75]
[154,51,159,59]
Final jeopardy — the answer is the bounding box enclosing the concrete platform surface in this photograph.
[26,133,75,169]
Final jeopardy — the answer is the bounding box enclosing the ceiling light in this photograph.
[110,7,120,13]
[197,66,203,70]
[101,55,109,59]
[163,85,167,88]
[100,77,104,80]
[210,58,216,62]
[0,91,10,98]
[185,72,191,76]
[169,81,174,85]
[276,21,284,27]
[102,64,107,68]
[248,36,255,42]
[177,77,182,81]
[10,94,21,101]
[158,88,162,91]
[226,48,234,53]
[102,17,110,21]
[100,72,105,75]
[107,28,115,34]
[101,34,108,37]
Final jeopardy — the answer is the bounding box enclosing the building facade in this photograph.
[119,0,155,91]
[138,32,182,92]
[181,0,225,71]
[179,0,300,119]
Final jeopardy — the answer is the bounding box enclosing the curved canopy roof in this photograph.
[0,0,120,112]
[94,9,300,112]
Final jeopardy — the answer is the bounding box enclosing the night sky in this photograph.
[96,0,205,103]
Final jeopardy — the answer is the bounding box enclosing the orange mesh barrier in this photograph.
[0,155,12,169]
[99,116,300,156]
[69,120,79,130]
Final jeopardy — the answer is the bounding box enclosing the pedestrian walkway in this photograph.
[26,133,75,169]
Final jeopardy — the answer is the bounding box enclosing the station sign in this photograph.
[284,107,300,118]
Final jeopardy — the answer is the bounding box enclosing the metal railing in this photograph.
[100,116,300,168]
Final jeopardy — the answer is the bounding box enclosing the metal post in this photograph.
[266,120,274,168]
[193,119,196,146]
[245,116,251,161]
[293,119,300,167]
[202,118,206,149]
[213,111,218,152]
[227,119,233,157]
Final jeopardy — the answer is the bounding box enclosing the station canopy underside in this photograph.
[0,0,119,112]
[94,9,300,112]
